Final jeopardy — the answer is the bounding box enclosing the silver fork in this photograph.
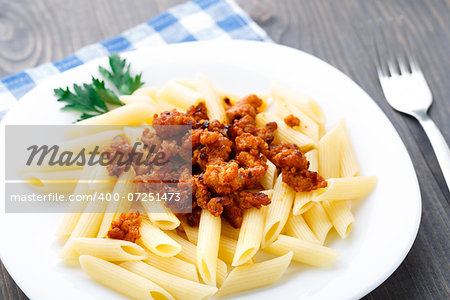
[375,22,450,190]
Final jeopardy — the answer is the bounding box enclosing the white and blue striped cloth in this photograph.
[0,0,271,121]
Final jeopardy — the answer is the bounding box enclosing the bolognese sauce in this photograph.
[103,94,327,234]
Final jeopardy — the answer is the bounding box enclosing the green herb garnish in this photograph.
[99,53,144,95]
[54,53,144,121]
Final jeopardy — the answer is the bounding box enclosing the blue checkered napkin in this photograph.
[0,0,271,119]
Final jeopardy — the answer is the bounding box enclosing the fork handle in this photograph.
[415,112,450,191]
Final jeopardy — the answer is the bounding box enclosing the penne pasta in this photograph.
[123,125,145,144]
[120,261,218,300]
[318,122,342,179]
[59,129,123,154]
[270,82,325,125]
[313,176,378,201]
[68,237,147,261]
[197,209,221,286]
[47,76,379,298]
[97,169,135,238]
[285,213,320,244]
[76,102,156,125]
[293,192,314,215]
[302,202,333,245]
[215,251,293,297]
[64,124,124,139]
[59,199,108,259]
[262,174,295,248]
[181,221,237,265]
[120,94,154,106]
[221,220,241,240]
[322,201,354,238]
[55,164,96,237]
[21,156,86,173]
[293,150,318,215]
[132,86,158,98]
[195,73,227,123]
[139,219,181,257]
[142,201,180,231]
[120,94,177,113]
[256,112,315,152]
[338,120,360,177]
[174,78,197,91]
[274,96,320,141]
[158,81,203,110]
[260,159,277,190]
[165,231,228,286]
[233,207,264,266]
[87,163,118,192]
[144,250,199,282]
[23,169,82,194]
[79,255,173,300]
[213,87,241,105]
[59,166,115,259]
[164,231,198,263]
[264,235,338,267]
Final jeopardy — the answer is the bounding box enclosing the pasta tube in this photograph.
[120,94,176,113]
[76,102,155,125]
[165,230,228,286]
[79,255,173,300]
[144,250,199,282]
[195,73,227,122]
[197,209,221,286]
[302,203,332,244]
[158,81,203,110]
[262,174,295,248]
[285,213,320,244]
[322,201,354,238]
[293,150,318,215]
[215,251,293,297]
[68,237,147,261]
[221,220,240,240]
[274,96,320,141]
[270,82,325,125]
[97,169,135,238]
[139,219,181,257]
[264,235,338,267]
[181,221,237,265]
[142,201,180,230]
[256,112,315,152]
[120,261,218,300]
[55,164,96,237]
[318,122,342,179]
[313,176,378,201]
[338,120,360,177]
[260,159,277,190]
[132,86,158,98]
[233,207,264,266]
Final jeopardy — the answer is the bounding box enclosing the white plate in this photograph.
[0,40,421,300]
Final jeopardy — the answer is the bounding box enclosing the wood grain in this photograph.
[0,0,449,299]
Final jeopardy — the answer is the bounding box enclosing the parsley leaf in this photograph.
[54,54,144,122]
[99,53,144,95]
[54,78,121,121]
[91,78,122,106]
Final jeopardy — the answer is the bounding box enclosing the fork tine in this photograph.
[372,19,391,77]
[373,33,386,76]
[397,17,424,74]
[409,55,421,73]
[380,18,401,76]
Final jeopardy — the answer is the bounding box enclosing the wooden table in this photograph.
[1,0,448,299]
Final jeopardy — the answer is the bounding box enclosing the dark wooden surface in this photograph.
[1,0,449,299]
